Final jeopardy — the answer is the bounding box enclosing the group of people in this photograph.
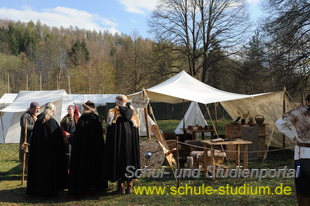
[20,95,140,196]
[19,92,310,204]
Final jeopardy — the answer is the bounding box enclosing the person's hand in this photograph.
[65,132,71,138]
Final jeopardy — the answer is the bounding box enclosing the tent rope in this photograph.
[178,141,294,153]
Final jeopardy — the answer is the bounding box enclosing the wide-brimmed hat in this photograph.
[82,100,95,110]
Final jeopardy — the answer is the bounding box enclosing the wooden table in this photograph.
[183,128,214,140]
[201,139,252,177]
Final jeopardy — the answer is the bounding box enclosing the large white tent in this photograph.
[128,71,266,104]
[128,71,293,148]
[0,90,70,143]
[0,91,119,143]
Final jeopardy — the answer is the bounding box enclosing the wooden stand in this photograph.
[225,124,267,160]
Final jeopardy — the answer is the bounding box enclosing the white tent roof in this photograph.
[128,71,266,104]
[68,94,118,105]
[175,102,207,134]
[1,90,68,113]
[0,93,17,104]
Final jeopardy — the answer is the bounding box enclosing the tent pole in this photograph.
[0,112,5,143]
[214,103,218,131]
[182,99,185,136]
[282,87,287,149]
[142,88,151,139]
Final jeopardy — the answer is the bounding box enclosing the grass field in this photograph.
[0,120,297,205]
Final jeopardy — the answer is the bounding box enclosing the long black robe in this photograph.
[106,106,140,182]
[26,114,68,196]
[68,112,107,196]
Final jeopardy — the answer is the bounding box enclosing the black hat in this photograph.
[30,102,40,108]
[83,100,95,109]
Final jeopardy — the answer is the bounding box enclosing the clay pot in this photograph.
[255,115,265,124]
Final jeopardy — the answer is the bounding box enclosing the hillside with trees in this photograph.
[0,0,308,101]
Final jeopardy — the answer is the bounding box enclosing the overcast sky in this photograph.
[0,0,263,39]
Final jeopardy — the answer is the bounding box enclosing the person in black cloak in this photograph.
[106,94,140,194]
[26,102,68,196]
[68,100,107,196]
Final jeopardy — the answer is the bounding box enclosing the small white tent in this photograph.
[174,102,207,135]
[0,90,70,143]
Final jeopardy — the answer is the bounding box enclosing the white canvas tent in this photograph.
[220,91,295,148]
[0,93,17,109]
[0,90,70,143]
[174,102,207,135]
[128,71,291,148]
[128,71,265,104]
[0,91,127,143]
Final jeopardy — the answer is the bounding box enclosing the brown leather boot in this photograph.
[117,181,126,195]
[126,180,134,194]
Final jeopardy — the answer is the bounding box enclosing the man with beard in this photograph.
[19,102,40,165]
[26,102,68,196]
[69,100,107,196]
[106,95,140,194]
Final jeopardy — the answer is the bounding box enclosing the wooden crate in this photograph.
[225,124,241,140]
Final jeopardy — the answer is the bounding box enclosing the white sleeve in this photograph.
[275,118,299,141]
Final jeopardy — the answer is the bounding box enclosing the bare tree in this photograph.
[149,0,250,83]
[262,0,310,95]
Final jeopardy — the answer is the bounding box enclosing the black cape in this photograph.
[26,114,68,196]
[68,112,107,196]
[106,106,140,182]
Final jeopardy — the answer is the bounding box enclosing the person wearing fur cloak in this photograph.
[105,95,140,194]
[68,100,107,196]
[26,103,68,196]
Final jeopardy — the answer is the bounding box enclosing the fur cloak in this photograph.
[105,105,140,181]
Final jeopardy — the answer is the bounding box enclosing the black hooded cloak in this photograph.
[26,114,68,196]
[68,112,107,196]
[106,105,140,182]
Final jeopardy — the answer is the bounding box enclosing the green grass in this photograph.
[0,120,297,205]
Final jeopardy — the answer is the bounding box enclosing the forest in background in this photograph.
[0,0,308,101]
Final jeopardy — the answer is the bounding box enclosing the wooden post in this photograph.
[21,120,28,186]
[68,75,71,94]
[176,136,180,187]
[26,74,29,90]
[7,73,10,93]
[282,87,286,148]
[39,73,42,91]
[142,89,151,139]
